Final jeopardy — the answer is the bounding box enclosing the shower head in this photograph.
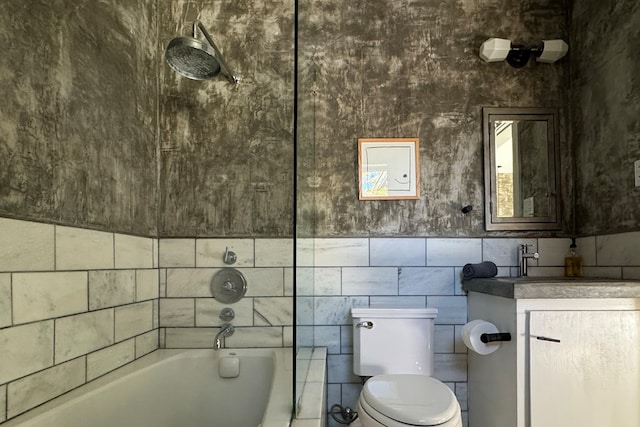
[165,20,239,84]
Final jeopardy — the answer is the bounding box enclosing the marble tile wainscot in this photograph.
[157,238,295,349]
[0,218,159,423]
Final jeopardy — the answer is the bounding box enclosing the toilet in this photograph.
[351,307,462,427]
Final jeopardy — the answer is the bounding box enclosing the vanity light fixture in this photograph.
[479,38,568,68]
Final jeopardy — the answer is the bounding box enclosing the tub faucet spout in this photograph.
[214,323,235,350]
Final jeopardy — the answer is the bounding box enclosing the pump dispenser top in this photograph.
[564,238,583,277]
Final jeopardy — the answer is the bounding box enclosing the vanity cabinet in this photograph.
[466,289,640,427]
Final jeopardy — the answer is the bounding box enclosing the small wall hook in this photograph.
[223,247,237,265]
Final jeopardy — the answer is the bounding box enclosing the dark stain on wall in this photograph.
[297,0,571,237]
[0,0,158,235]
[158,0,294,237]
[571,0,640,235]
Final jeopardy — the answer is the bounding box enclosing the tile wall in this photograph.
[2,216,639,426]
[0,218,159,423]
[157,238,295,349]
[296,233,640,427]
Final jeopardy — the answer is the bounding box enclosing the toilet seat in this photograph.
[359,375,461,426]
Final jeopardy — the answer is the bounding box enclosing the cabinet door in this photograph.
[528,310,640,427]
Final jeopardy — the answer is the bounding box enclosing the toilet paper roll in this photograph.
[462,320,501,355]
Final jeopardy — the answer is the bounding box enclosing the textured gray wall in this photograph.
[158,0,294,237]
[297,0,571,237]
[0,0,158,235]
[571,0,640,236]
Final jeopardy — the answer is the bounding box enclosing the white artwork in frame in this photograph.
[358,138,420,200]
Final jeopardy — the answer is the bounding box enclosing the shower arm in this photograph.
[193,20,239,84]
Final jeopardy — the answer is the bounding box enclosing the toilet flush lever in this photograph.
[356,321,374,329]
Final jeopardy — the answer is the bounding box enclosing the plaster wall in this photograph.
[571,0,640,235]
[297,0,571,237]
[0,0,158,235]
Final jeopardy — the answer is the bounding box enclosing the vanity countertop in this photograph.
[462,276,640,299]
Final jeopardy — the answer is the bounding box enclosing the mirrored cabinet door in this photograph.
[483,107,562,231]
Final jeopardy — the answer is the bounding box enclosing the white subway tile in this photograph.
[296,268,341,296]
[159,298,195,327]
[88,270,135,310]
[195,298,253,327]
[313,239,369,267]
[243,268,284,296]
[7,358,85,419]
[284,268,294,296]
[342,267,398,295]
[576,236,596,266]
[0,321,54,384]
[115,301,154,341]
[55,309,114,363]
[596,231,640,266]
[87,339,135,381]
[399,267,455,295]
[454,325,468,354]
[427,239,482,267]
[136,269,159,301]
[166,268,213,297]
[369,296,426,307]
[0,274,11,328]
[297,298,314,326]
[152,239,159,268]
[537,238,572,266]
[295,239,315,267]
[255,239,294,267]
[13,272,87,324]
[56,226,114,270]
[312,326,341,354]
[370,238,426,266]
[623,267,640,280]
[0,384,5,423]
[226,326,283,348]
[582,266,622,279]
[136,331,159,358]
[283,326,294,347]
[427,296,468,325]
[0,218,54,271]
[196,238,255,267]
[434,353,467,382]
[114,234,154,269]
[434,325,455,353]
[158,239,195,267]
[482,238,536,266]
[153,300,159,329]
[327,354,359,383]
[314,296,368,326]
[254,297,293,326]
[456,382,468,411]
[164,327,215,348]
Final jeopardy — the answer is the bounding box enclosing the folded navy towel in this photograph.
[463,261,498,280]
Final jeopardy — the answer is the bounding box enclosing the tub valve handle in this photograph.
[223,247,237,265]
[356,321,374,329]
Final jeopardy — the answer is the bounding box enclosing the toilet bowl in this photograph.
[356,375,462,427]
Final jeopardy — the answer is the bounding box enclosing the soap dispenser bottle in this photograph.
[564,238,583,277]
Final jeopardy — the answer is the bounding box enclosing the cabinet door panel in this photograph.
[529,310,640,427]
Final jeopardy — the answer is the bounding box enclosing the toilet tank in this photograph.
[352,307,438,376]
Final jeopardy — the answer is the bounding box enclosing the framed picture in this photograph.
[358,138,420,200]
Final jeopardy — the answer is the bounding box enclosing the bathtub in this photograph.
[4,348,293,427]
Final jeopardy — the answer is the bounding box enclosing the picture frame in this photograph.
[357,138,420,200]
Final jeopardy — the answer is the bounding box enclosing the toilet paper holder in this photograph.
[480,332,511,343]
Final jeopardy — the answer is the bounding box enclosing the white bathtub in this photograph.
[4,348,293,427]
